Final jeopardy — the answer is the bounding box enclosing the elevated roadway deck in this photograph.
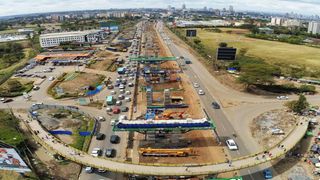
[23,115,308,176]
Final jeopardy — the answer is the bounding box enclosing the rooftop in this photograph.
[40,30,103,38]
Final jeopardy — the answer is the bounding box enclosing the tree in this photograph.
[219,42,228,47]
[6,79,23,92]
[285,94,309,114]
[193,39,201,45]
[238,63,276,87]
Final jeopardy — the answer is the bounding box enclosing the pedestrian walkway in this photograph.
[22,113,308,176]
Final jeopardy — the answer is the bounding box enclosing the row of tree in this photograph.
[0,42,25,69]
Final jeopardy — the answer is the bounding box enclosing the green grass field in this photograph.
[194,28,320,70]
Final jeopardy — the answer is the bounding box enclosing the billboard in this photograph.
[0,148,31,173]
[100,21,120,32]
[216,47,237,60]
[186,29,197,37]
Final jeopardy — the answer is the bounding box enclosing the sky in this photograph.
[0,0,320,17]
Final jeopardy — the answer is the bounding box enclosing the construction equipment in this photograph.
[139,147,196,157]
[162,111,186,120]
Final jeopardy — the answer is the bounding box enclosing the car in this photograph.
[110,135,120,144]
[121,106,129,112]
[198,89,205,95]
[91,148,102,157]
[119,84,125,89]
[0,98,5,102]
[116,100,122,106]
[193,83,200,88]
[96,133,105,140]
[33,86,40,90]
[105,148,116,158]
[277,96,288,100]
[226,139,238,150]
[107,85,114,89]
[263,169,273,179]
[48,76,55,81]
[111,90,116,95]
[128,82,134,87]
[98,116,105,121]
[98,168,107,173]
[85,166,93,173]
[211,102,220,109]
[106,107,112,112]
[2,99,13,103]
[112,107,120,114]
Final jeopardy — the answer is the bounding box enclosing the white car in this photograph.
[85,166,93,173]
[98,116,105,121]
[198,89,205,95]
[226,139,238,150]
[48,76,55,81]
[193,83,200,88]
[91,148,102,157]
[277,96,288,100]
[119,84,125,89]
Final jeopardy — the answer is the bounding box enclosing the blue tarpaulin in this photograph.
[86,85,104,96]
[49,130,72,135]
[79,132,91,136]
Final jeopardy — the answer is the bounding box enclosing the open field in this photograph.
[37,108,94,151]
[89,51,119,71]
[193,28,320,70]
[0,77,34,97]
[0,48,31,85]
[51,72,105,98]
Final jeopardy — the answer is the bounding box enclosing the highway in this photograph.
[156,21,275,179]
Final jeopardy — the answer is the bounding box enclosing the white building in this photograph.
[283,19,302,27]
[308,21,320,34]
[271,17,285,26]
[39,30,105,48]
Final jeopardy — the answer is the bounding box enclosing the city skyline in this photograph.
[0,0,320,17]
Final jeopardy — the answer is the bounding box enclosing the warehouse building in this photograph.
[39,30,106,48]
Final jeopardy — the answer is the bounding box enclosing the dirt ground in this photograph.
[250,109,298,149]
[89,51,119,71]
[57,72,105,95]
[138,130,227,164]
[35,147,81,180]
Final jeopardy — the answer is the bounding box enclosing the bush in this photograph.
[299,84,316,93]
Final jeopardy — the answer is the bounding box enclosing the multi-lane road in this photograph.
[156,21,281,179]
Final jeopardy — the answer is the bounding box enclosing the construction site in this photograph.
[113,20,226,165]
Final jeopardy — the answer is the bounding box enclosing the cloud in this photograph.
[0,0,319,17]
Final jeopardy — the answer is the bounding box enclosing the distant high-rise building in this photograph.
[203,6,207,11]
[308,21,320,34]
[229,5,234,13]
[168,5,171,10]
[182,3,186,10]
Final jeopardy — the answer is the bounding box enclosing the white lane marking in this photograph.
[247,169,255,180]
